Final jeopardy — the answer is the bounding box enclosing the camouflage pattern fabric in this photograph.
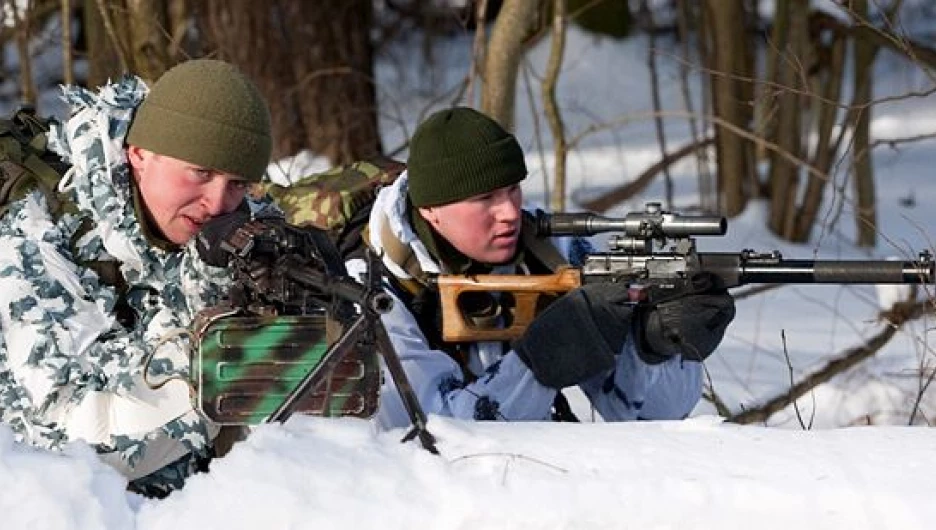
[264,160,399,231]
[0,76,234,495]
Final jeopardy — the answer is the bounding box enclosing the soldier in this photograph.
[349,107,736,428]
[0,59,272,497]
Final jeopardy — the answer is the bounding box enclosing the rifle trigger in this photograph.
[689,272,714,293]
[627,285,647,303]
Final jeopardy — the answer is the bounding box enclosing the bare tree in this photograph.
[482,0,544,130]
[62,0,74,85]
[701,0,754,217]
[8,0,37,106]
[81,0,189,86]
[542,0,567,212]
[791,14,846,242]
[199,0,382,165]
[848,0,878,247]
[765,0,809,238]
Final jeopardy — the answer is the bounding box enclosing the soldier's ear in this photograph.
[126,144,148,180]
[417,205,441,229]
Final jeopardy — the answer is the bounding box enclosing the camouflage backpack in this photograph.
[0,106,71,218]
[262,157,406,259]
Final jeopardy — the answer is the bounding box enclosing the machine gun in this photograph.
[437,202,935,342]
[191,211,437,453]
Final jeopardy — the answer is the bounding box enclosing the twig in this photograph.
[729,295,934,424]
[780,330,814,430]
[448,452,569,482]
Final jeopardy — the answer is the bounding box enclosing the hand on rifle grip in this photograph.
[196,209,253,267]
[639,280,736,363]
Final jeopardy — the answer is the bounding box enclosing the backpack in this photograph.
[0,106,71,218]
[262,157,406,260]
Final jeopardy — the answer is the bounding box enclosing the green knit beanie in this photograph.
[126,59,272,182]
[407,107,527,207]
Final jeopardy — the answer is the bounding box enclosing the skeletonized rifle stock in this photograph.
[437,203,935,342]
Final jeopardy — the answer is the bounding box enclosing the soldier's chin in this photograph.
[485,245,518,265]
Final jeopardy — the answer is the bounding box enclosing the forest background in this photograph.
[5,2,936,528]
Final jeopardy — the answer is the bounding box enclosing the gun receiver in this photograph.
[437,203,934,342]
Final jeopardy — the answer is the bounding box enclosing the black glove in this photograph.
[639,289,736,363]
[513,283,634,389]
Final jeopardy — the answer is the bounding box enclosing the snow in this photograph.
[5,5,936,529]
[5,416,936,529]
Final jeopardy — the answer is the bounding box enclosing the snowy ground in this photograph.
[5,5,936,529]
[5,415,936,530]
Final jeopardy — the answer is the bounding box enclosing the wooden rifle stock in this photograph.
[436,266,582,342]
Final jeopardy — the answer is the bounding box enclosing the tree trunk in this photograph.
[10,0,36,105]
[82,0,186,86]
[482,0,543,130]
[84,0,128,86]
[793,28,846,241]
[543,0,567,212]
[62,0,75,85]
[850,0,877,247]
[701,0,752,216]
[766,0,809,239]
[685,0,717,212]
[199,0,382,165]
[124,0,173,82]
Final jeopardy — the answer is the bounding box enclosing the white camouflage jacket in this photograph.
[0,77,230,494]
[349,174,704,430]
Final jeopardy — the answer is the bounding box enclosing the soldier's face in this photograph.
[418,183,523,265]
[127,145,249,245]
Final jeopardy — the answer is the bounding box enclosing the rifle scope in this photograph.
[536,202,726,238]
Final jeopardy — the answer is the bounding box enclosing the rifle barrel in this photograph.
[698,252,935,286]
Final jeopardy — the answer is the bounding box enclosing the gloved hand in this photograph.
[195,209,252,267]
[513,283,634,389]
[639,288,736,363]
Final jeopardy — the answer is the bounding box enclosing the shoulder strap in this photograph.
[376,210,432,287]
[0,108,70,219]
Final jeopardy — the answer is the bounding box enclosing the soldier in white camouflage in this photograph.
[0,59,272,497]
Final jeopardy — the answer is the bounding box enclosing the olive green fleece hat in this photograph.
[407,107,527,207]
[126,59,272,182]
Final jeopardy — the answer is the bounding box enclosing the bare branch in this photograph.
[729,294,934,425]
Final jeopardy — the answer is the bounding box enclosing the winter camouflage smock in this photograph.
[348,174,705,430]
[0,77,230,494]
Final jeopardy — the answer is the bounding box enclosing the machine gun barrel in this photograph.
[284,261,394,315]
[536,203,726,238]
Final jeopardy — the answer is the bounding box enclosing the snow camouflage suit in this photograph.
[0,77,233,496]
[346,174,706,429]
